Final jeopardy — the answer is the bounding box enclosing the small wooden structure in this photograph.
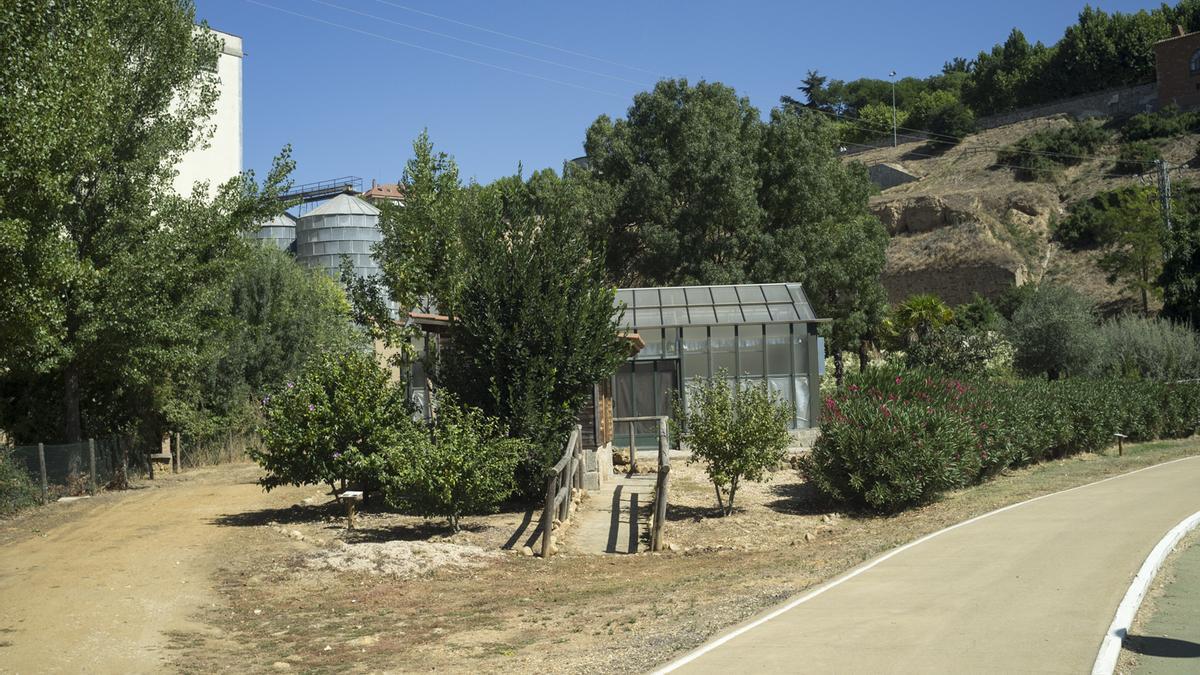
[339,490,363,529]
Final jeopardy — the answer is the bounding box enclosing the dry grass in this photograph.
[165,437,1200,674]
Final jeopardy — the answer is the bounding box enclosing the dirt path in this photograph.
[0,464,302,674]
[664,456,1200,674]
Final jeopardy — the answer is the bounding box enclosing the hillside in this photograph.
[850,115,1200,314]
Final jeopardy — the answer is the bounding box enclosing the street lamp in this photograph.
[889,70,897,148]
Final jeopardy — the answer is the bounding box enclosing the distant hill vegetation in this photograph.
[786,2,1200,142]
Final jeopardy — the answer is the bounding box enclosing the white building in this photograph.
[173,27,243,199]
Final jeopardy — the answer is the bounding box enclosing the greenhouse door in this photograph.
[612,360,678,450]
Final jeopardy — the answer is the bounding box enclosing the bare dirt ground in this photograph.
[0,465,309,674]
[3,440,1199,674]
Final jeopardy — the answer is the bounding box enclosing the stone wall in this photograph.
[882,264,1026,306]
[975,83,1158,130]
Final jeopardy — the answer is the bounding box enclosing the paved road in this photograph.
[664,456,1200,674]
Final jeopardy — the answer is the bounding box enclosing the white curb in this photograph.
[653,455,1200,674]
[1091,509,1200,675]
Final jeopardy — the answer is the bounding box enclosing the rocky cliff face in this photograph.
[846,115,1200,313]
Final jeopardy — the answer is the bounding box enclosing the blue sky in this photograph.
[195,0,1161,186]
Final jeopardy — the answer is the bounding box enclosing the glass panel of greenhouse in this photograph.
[613,283,825,444]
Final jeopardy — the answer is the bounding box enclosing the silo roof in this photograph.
[301,192,380,218]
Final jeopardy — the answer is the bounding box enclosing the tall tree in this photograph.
[1094,186,1164,316]
[584,79,766,285]
[373,131,465,317]
[438,172,630,495]
[0,0,291,442]
[756,109,889,384]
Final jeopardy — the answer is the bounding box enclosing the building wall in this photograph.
[1155,32,1200,109]
[173,28,242,199]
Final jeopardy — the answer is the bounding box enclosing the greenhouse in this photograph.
[610,282,826,449]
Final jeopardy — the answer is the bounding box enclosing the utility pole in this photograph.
[1156,159,1172,235]
[889,70,898,148]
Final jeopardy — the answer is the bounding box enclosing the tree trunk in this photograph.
[833,350,846,387]
[726,478,739,516]
[63,364,82,443]
[713,482,725,514]
[858,340,870,373]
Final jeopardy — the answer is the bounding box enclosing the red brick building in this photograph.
[1155,26,1200,109]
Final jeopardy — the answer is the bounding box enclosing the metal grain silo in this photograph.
[250,212,297,251]
[294,192,382,281]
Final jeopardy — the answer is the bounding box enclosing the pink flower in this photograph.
[895,376,902,384]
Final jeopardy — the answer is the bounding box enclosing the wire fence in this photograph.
[7,437,125,501]
[2,431,263,505]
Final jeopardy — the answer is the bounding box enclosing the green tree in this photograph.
[437,172,631,496]
[379,398,525,532]
[1093,186,1164,316]
[374,131,465,317]
[891,294,955,347]
[672,374,792,516]
[757,109,890,384]
[1006,284,1098,379]
[255,350,409,496]
[584,79,765,285]
[184,245,363,435]
[0,0,291,445]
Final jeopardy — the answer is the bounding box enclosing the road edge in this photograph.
[652,454,1200,675]
[1091,508,1200,675]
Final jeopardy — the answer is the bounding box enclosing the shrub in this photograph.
[907,90,975,146]
[0,449,39,517]
[378,399,524,531]
[905,326,1013,376]
[1114,141,1160,175]
[1121,106,1200,142]
[997,122,1109,181]
[954,293,1001,333]
[673,374,792,516]
[254,350,410,495]
[1088,316,1200,381]
[1006,284,1098,379]
[801,368,1200,512]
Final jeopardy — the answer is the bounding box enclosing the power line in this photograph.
[243,0,625,99]
[306,0,648,87]
[368,0,660,76]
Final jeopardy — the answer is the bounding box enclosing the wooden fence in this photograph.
[614,415,672,552]
[541,424,583,558]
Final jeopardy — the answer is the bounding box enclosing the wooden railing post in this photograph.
[629,421,637,473]
[37,443,48,503]
[542,472,555,558]
[88,438,97,495]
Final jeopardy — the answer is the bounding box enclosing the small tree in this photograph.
[1006,284,1098,379]
[673,374,792,516]
[255,351,409,495]
[380,398,524,532]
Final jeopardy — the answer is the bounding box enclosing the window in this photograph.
[1191,49,1200,75]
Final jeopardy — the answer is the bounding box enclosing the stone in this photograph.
[667,543,680,553]
[272,662,292,670]
[520,546,533,557]
[549,544,559,556]
[804,532,816,542]
[288,530,304,540]
[347,635,379,647]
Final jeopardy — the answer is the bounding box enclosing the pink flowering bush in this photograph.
[801,368,1200,512]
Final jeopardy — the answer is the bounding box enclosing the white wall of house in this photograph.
[172,28,242,199]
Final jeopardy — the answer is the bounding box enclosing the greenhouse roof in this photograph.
[615,283,821,329]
